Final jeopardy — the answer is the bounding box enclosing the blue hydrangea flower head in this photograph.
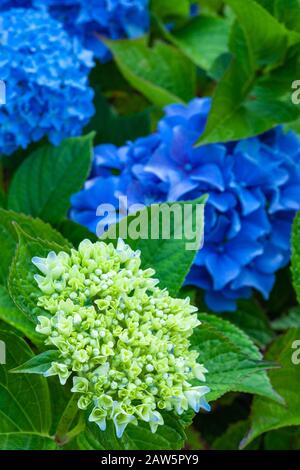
[31,0,150,62]
[70,98,300,312]
[0,7,95,156]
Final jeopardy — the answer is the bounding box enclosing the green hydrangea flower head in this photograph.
[33,239,210,438]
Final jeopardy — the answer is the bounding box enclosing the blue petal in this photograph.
[254,244,285,274]
[280,185,300,211]
[234,187,264,216]
[232,268,275,299]
[205,290,238,312]
[205,253,241,290]
[208,192,237,212]
[226,238,263,266]
[167,178,199,201]
[191,164,225,191]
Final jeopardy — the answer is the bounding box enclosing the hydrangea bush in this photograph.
[71,98,300,312]
[1,0,300,453]
[0,7,94,156]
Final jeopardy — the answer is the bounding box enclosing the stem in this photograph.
[65,414,86,442]
[55,394,79,445]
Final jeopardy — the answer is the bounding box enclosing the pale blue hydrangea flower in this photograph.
[33,239,210,438]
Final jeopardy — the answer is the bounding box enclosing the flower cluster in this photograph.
[0,8,94,156]
[1,1,150,62]
[41,0,150,61]
[33,239,210,438]
[70,98,300,312]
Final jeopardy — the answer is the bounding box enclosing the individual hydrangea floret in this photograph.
[70,98,300,312]
[0,8,94,156]
[33,239,210,438]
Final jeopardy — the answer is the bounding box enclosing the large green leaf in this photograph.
[77,412,186,450]
[199,0,224,12]
[221,300,274,348]
[151,0,191,19]
[197,50,298,144]
[192,314,281,402]
[274,0,300,33]
[196,1,300,145]
[184,426,206,450]
[102,196,207,296]
[106,38,196,107]
[56,219,98,249]
[0,433,57,450]
[0,285,41,345]
[8,227,70,324]
[212,420,260,450]
[241,329,300,447]
[0,208,70,284]
[167,15,231,72]
[271,307,300,331]
[0,329,53,449]
[8,134,94,224]
[11,350,60,375]
[264,426,300,450]
[224,0,288,65]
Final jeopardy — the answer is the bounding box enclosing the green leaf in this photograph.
[196,2,300,145]
[0,166,5,209]
[11,350,59,375]
[199,0,224,12]
[0,329,53,448]
[292,211,300,302]
[0,208,70,284]
[197,58,298,145]
[241,329,300,448]
[184,426,206,450]
[166,15,231,72]
[8,134,94,224]
[212,420,260,450]
[102,196,207,296]
[271,307,300,331]
[274,0,300,33]
[0,285,42,345]
[192,314,282,402]
[77,412,186,450]
[255,0,274,11]
[151,0,191,19]
[221,300,274,348]
[264,426,300,450]
[106,38,196,107]
[0,433,57,450]
[56,219,98,248]
[224,0,288,66]
[8,227,71,324]
[48,379,75,437]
